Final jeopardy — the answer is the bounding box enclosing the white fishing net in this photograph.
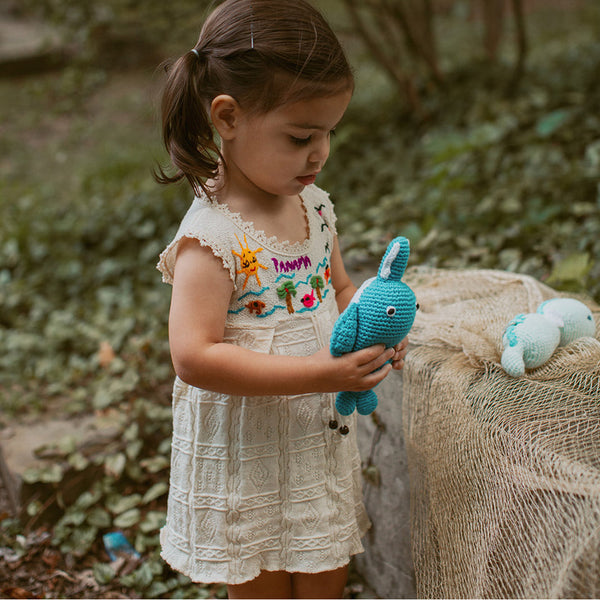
[402,267,600,599]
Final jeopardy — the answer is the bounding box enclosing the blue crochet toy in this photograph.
[501,297,595,377]
[330,236,418,416]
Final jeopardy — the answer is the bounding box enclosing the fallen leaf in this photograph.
[76,569,100,591]
[41,548,61,569]
[98,341,116,368]
[1,587,41,599]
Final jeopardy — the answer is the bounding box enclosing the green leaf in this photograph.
[147,581,170,598]
[114,508,141,528]
[74,488,103,510]
[547,252,591,285]
[535,108,573,137]
[26,500,43,517]
[106,493,142,515]
[139,510,166,534]
[56,435,78,455]
[68,451,90,471]
[70,525,98,557]
[142,482,168,504]
[87,507,112,528]
[134,532,160,553]
[126,439,144,460]
[104,453,127,478]
[124,422,139,442]
[93,563,115,585]
[60,509,87,527]
[120,560,154,590]
[191,586,213,599]
[22,463,64,484]
[140,455,170,473]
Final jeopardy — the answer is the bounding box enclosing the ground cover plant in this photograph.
[1,1,599,598]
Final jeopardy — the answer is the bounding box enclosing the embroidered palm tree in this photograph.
[277,280,297,314]
[310,275,325,303]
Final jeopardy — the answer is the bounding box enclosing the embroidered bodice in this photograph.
[158,185,337,326]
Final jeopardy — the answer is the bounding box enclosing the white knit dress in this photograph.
[157,185,370,585]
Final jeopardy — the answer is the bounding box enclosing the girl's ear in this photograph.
[210,94,241,140]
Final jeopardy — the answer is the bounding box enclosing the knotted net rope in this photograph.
[402,267,600,598]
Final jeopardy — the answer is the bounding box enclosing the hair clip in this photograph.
[191,48,200,58]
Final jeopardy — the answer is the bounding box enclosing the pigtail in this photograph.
[155,50,222,197]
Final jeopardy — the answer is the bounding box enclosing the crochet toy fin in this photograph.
[330,303,359,356]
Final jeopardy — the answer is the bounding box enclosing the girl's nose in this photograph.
[308,136,330,166]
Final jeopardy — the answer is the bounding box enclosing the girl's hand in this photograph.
[314,344,395,393]
[391,337,409,370]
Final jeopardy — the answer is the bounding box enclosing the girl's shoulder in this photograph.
[302,184,337,228]
[157,194,239,286]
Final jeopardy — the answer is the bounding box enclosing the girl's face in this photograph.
[221,88,353,201]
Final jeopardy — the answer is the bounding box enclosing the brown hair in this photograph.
[155,0,353,196]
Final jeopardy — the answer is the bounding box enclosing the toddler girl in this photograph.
[156,1,408,597]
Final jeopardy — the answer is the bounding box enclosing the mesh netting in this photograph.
[402,267,600,599]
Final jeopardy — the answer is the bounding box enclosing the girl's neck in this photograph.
[209,170,309,246]
[210,165,291,217]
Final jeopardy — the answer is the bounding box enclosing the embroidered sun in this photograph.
[232,233,268,290]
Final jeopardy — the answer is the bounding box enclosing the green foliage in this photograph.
[16,398,218,597]
[322,29,600,300]
[0,170,186,414]
[20,0,214,64]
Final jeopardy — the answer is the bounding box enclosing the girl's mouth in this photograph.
[296,174,317,186]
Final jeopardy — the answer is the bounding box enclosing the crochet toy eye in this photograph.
[386,306,396,317]
[416,303,420,310]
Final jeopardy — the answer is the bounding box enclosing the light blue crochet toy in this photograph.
[330,236,418,416]
[501,297,595,377]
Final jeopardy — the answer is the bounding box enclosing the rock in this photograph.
[355,371,416,599]
[0,16,68,77]
[348,267,415,598]
[0,414,120,519]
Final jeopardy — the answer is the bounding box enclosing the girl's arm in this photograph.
[168,237,395,396]
[329,235,357,313]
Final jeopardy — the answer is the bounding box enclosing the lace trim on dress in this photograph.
[204,190,313,255]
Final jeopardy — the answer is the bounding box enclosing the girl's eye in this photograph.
[290,135,311,146]
[329,129,336,137]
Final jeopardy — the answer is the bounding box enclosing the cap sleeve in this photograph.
[157,198,238,289]
[305,184,338,236]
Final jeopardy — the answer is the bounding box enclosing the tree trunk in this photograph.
[286,293,294,314]
[481,0,505,61]
[508,0,528,93]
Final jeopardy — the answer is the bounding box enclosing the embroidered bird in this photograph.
[301,289,316,308]
[315,204,329,232]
